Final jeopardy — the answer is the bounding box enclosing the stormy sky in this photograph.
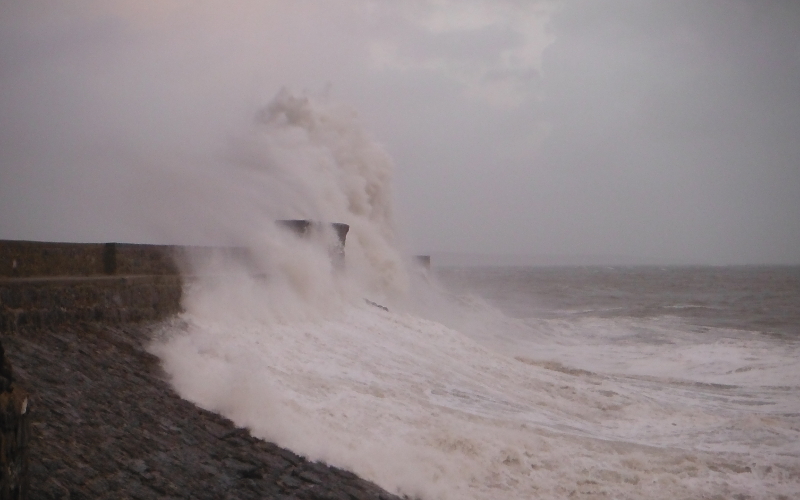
[1,0,799,264]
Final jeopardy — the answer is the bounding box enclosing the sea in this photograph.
[152,263,800,500]
[149,91,799,500]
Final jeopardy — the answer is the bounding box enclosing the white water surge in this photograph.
[152,91,800,499]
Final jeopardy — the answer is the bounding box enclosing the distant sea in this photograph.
[436,265,800,339]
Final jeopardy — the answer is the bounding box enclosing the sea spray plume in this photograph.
[155,92,611,500]
[156,90,620,499]
[175,88,412,324]
[252,88,409,301]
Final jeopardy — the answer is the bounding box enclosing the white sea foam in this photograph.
[152,90,800,499]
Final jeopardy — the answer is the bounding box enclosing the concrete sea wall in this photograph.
[0,240,184,333]
[0,223,349,333]
[0,240,183,278]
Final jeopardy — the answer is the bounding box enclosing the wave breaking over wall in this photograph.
[150,91,800,500]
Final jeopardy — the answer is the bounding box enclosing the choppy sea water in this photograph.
[154,264,800,500]
[438,266,800,338]
[437,266,800,383]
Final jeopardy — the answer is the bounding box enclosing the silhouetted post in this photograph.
[103,243,117,275]
[330,223,349,269]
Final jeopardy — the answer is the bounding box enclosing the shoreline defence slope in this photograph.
[0,239,403,499]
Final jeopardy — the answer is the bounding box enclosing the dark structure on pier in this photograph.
[277,220,350,268]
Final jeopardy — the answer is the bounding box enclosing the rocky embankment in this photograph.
[3,323,403,500]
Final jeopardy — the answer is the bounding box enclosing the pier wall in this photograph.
[0,240,185,332]
[0,223,349,332]
[0,240,183,278]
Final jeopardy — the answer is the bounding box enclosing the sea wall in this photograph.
[0,275,183,333]
[0,240,186,333]
[0,240,183,278]
[0,224,348,333]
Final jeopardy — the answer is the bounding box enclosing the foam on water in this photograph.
[153,292,800,499]
[152,91,800,499]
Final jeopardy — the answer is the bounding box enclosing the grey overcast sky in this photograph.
[1,0,799,264]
